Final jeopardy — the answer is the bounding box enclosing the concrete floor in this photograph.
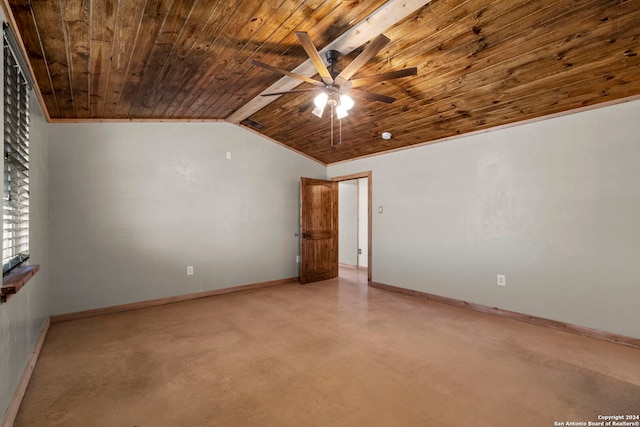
[15,268,640,426]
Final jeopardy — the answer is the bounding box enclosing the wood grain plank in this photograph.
[101,0,149,116]
[29,0,74,117]
[112,0,176,117]
[61,0,91,117]
[126,0,198,116]
[171,0,285,118]
[416,57,640,136]
[416,0,634,102]
[136,0,224,116]
[89,0,117,117]
[1,265,40,303]
[7,0,59,116]
[149,0,242,117]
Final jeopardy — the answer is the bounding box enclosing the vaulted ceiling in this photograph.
[3,0,640,164]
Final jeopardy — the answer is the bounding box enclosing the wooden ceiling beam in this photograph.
[225,0,434,124]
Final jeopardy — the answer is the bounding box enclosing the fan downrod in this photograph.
[325,50,340,77]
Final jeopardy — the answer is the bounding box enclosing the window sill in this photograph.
[1,265,40,303]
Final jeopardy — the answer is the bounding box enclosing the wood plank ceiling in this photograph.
[4,0,640,164]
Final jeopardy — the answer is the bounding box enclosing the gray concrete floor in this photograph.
[15,268,640,426]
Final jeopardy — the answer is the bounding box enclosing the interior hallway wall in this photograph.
[358,178,368,268]
[47,122,325,315]
[339,181,358,266]
[328,100,640,339]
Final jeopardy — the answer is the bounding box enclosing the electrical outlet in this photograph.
[187,266,194,276]
[296,255,300,263]
[497,274,506,286]
[358,248,362,255]
[226,151,232,160]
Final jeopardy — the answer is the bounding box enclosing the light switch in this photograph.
[378,206,383,214]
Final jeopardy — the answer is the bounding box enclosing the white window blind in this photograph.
[3,23,30,274]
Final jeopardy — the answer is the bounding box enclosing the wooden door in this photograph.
[300,177,338,284]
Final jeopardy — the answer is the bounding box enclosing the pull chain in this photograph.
[330,104,334,147]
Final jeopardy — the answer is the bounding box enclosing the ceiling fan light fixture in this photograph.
[252,32,417,148]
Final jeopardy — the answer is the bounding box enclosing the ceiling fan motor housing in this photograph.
[325,50,341,78]
[325,49,340,65]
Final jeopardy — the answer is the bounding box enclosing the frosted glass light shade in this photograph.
[312,92,329,118]
[314,92,328,108]
[340,94,354,111]
[336,105,348,119]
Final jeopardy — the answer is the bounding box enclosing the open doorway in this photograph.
[332,172,372,282]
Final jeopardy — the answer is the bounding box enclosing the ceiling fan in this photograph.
[251,32,417,120]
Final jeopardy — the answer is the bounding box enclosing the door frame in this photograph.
[330,171,372,282]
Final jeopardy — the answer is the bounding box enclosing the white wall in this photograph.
[48,122,325,315]
[339,181,358,266]
[329,100,640,339]
[0,90,50,416]
[358,178,368,268]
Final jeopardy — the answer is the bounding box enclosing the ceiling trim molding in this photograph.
[225,0,432,124]
[48,118,226,124]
